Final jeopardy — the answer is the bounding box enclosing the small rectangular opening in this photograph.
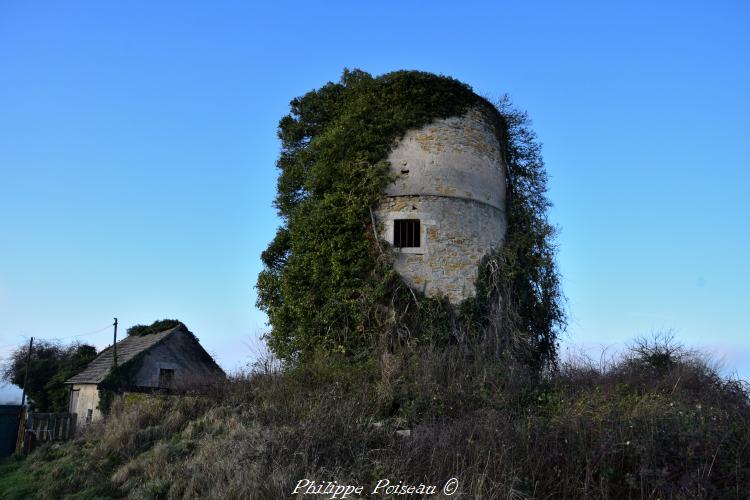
[394,219,420,248]
[159,368,175,388]
[69,389,79,414]
[85,409,93,424]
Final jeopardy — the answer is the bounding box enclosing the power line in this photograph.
[0,322,114,351]
[47,323,113,341]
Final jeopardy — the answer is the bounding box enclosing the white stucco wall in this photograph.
[69,384,101,424]
[375,106,507,303]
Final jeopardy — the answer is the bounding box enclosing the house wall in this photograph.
[375,106,507,304]
[69,384,101,424]
[131,331,224,389]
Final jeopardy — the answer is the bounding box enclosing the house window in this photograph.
[85,409,93,424]
[158,368,175,388]
[394,219,420,248]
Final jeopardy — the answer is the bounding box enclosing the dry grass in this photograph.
[2,336,749,499]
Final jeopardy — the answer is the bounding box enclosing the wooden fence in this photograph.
[18,411,77,455]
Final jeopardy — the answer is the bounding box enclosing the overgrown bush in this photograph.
[126,319,180,337]
[1,341,96,412]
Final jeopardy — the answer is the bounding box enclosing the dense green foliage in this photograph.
[256,69,563,367]
[126,319,180,337]
[1,341,96,412]
[2,338,749,499]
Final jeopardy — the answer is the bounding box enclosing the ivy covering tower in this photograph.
[256,69,564,368]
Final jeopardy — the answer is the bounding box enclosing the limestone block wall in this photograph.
[378,196,505,303]
[383,106,506,211]
[375,106,507,304]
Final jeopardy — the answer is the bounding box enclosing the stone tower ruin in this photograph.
[375,105,507,304]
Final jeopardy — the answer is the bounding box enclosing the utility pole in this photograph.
[112,318,118,369]
[16,337,33,454]
[20,337,33,407]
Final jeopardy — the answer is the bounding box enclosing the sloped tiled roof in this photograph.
[65,324,182,384]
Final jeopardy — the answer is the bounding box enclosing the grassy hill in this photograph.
[1,337,749,499]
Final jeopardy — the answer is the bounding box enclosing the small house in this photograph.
[65,322,224,424]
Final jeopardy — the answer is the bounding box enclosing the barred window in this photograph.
[394,219,420,248]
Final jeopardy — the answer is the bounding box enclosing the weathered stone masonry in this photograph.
[375,106,507,304]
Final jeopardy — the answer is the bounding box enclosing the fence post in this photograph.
[14,406,26,454]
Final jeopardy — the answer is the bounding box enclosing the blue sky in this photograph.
[1,1,748,402]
